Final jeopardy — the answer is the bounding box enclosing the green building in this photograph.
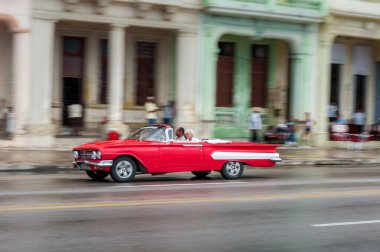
[199,0,327,138]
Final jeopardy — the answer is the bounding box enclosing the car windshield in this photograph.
[127,126,167,142]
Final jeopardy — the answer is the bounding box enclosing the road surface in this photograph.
[1,165,380,251]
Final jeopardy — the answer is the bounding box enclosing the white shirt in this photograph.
[249,112,262,130]
[353,112,365,125]
[145,102,158,120]
[328,105,338,118]
[68,104,82,118]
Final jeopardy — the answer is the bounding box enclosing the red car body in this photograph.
[72,125,281,182]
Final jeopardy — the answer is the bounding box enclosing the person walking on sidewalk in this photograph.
[249,107,262,143]
[353,109,366,134]
[145,96,159,125]
[68,103,83,136]
[300,112,316,147]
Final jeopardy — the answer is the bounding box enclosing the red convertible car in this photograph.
[72,125,281,182]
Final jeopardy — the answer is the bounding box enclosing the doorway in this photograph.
[354,74,366,112]
[62,37,84,126]
[136,42,156,106]
[251,45,268,108]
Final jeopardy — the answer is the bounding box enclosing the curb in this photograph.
[280,159,380,166]
[1,159,380,173]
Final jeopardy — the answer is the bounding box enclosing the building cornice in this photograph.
[31,10,198,32]
[205,7,324,24]
[330,0,380,21]
[331,10,380,21]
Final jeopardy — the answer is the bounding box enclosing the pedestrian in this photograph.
[144,96,159,125]
[5,106,14,138]
[107,128,120,140]
[353,109,365,134]
[162,101,175,126]
[248,107,262,142]
[300,112,316,147]
[98,116,108,139]
[328,102,338,123]
[68,103,83,136]
[285,122,297,145]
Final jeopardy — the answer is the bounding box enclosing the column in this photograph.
[289,54,305,120]
[12,31,30,136]
[86,32,99,106]
[201,26,218,122]
[29,18,56,147]
[107,25,125,130]
[52,31,61,107]
[176,30,198,128]
[124,34,134,107]
[314,37,334,146]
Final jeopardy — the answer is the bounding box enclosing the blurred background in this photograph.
[1,0,380,148]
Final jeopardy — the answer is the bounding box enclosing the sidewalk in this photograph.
[0,145,380,172]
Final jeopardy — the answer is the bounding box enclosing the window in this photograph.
[136,42,156,106]
[355,75,366,111]
[251,45,268,108]
[216,42,235,107]
[99,39,108,104]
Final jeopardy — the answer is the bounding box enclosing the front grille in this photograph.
[79,150,93,159]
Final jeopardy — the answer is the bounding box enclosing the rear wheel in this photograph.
[85,170,109,180]
[191,171,211,178]
[110,157,137,183]
[221,161,244,180]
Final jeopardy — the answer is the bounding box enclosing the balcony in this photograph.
[203,0,327,22]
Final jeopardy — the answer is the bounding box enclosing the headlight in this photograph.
[73,151,79,159]
[91,151,101,159]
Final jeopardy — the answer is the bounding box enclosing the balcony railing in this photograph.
[203,0,327,17]
[276,0,322,11]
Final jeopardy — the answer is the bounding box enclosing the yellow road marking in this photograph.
[2,189,380,212]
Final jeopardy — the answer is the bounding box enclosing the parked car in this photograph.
[72,125,281,182]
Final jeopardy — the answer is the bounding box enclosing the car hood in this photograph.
[73,139,150,150]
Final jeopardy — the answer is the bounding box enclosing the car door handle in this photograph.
[182,144,203,147]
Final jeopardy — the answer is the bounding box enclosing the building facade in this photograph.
[1,0,201,147]
[315,0,380,145]
[4,0,380,147]
[200,0,326,139]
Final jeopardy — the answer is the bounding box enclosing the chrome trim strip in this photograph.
[270,158,282,162]
[73,160,113,168]
[84,160,113,167]
[211,152,280,160]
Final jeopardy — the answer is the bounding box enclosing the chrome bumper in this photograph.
[73,160,113,170]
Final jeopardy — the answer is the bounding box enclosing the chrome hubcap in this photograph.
[116,160,133,178]
[226,162,240,176]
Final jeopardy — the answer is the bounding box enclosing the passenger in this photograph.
[175,127,186,141]
[185,129,200,142]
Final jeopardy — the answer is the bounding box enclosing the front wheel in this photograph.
[191,171,211,178]
[85,170,109,180]
[220,161,244,180]
[110,157,137,183]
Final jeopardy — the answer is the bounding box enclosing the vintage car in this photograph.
[72,125,281,183]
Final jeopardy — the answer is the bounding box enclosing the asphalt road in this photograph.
[1,166,380,252]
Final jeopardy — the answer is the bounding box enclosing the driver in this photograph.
[175,127,186,141]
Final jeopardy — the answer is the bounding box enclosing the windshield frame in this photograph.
[127,125,170,142]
